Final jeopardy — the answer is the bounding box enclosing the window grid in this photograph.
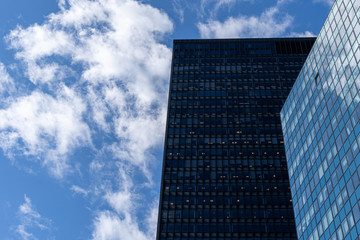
[281,0,360,239]
[157,38,315,240]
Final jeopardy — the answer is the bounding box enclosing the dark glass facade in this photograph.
[157,38,315,240]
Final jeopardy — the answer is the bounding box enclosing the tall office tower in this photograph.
[157,38,315,240]
[281,0,360,239]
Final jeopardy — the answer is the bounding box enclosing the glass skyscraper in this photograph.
[281,0,360,239]
[156,38,315,240]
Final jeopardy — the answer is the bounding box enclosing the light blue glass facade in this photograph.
[280,0,360,239]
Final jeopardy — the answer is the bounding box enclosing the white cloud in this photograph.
[104,168,134,216]
[172,0,185,23]
[199,0,249,18]
[198,4,293,38]
[19,196,42,220]
[92,168,158,240]
[289,31,316,38]
[213,0,238,13]
[71,185,89,196]
[3,0,172,238]
[110,105,167,176]
[92,203,158,240]
[0,62,15,94]
[144,202,159,239]
[0,86,91,178]
[16,195,52,240]
[4,0,172,175]
[6,24,74,85]
[197,0,316,39]
[92,211,148,240]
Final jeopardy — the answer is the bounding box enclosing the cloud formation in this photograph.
[0,86,91,178]
[4,0,172,175]
[289,31,316,38]
[198,7,293,38]
[0,62,15,95]
[2,0,173,238]
[198,2,294,38]
[197,0,319,39]
[172,0,186,23]
[71,185,89,196]
[199,0,251,19]
[16,195,52,240]
[92,167,157,240]
[92,204,158,240]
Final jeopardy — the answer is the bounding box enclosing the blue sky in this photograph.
[0,0,333,239]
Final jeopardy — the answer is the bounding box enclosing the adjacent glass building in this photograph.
[281,0,360,239]
[157,38,315,240]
